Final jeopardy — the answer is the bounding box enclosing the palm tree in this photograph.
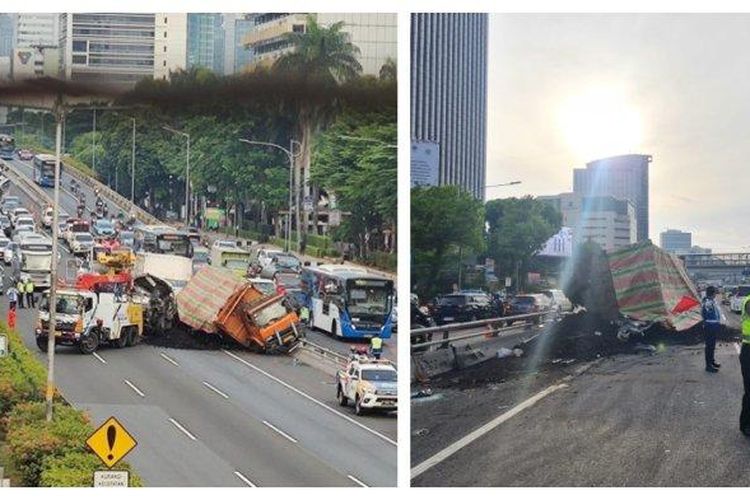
[273,15,363,247]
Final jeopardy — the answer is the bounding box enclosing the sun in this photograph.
[558,86,643,162]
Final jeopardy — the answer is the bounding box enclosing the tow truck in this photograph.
[336,354,398,416]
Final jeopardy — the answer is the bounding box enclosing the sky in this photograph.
[486,13,750,251]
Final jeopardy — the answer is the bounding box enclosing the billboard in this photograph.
[411,141,439,187]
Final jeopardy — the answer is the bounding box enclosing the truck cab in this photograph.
[35,289,144,354]
[336,357,398,416]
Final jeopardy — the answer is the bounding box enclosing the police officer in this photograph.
[740,295,750,435]
[25,278,35,308]
[370,334,383,360]
[701,286,722,372]
[5,282,18,310]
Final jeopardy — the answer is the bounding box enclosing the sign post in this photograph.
[0,334,7,358]
[86,416,137,488]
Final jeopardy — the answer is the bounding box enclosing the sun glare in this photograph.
[558,86,643,162]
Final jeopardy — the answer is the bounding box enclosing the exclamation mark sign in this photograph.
[106,424,117,461]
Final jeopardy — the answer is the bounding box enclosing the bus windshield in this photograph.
[156,235,192,257]
[346,279,393,315]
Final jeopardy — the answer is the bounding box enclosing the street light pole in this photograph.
[238,139,301,252]
[45,105,64,422]
[92,108,96,173]
[131,118,136,203]
[162,126,190,226]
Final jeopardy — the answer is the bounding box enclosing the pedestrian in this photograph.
[7,304,16,330]
[16,279,25,309]
[25,278,35,308]
[740,294,750,435]
[369,334,383,360]
[5,283,17,310]
[299,305,310,326]
[701,285,723,373]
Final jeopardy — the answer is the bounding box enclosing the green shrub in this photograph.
[0,323,47,421]
[6,402,91,486]
[40,451,143,487]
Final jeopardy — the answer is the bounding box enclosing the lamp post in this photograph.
[111,111,137,203]
[163,126,190,226]
[239,139,301,252]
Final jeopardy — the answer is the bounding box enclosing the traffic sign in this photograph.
[93,470,129,487]
[0,334,7,358]
[86,417,137,469]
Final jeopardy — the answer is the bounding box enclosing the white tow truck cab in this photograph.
[35,289,145,354]
[336,356,398,416]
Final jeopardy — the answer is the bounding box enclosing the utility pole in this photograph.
[45,103,64,422]
[92,109,96,172]
[162,126,191,226]
[131,118,136,203]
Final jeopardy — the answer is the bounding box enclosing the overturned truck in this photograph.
[176,266,300,352]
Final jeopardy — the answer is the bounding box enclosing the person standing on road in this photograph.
[7,303,16,330]
[5,282,18,310]
[701,286,722,373]
[370,334,383,360]
[739,295,750,435]
[25,278,35,308]
[16,279,25,309]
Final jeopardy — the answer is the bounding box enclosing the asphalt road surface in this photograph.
[3,166,397,486]
[412,307,750,487]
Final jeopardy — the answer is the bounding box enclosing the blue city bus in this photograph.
[33,154,60,187]
[301,264,394,339]
[0,134,14,160]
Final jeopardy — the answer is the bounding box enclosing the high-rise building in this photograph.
[16,13,59,48]
[660,229,692,254]
[233,15,255,73]
[411,13,488,199]
[59,13,155,88]
[154,13,187,81]
[242,13,397,76]
[539,192,637,252]
[573,154,651,242]
[0,14,14,58]
[187,13,224,74]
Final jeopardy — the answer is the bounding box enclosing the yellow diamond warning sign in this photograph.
[86,417,137,469]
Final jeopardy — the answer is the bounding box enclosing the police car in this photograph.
[336,355,397,416]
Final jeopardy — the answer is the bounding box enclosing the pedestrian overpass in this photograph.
[680,252,750,282]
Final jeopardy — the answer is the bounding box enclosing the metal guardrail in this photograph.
[63,164,161,225]
[410,310,559,351]
[297,338,350,366]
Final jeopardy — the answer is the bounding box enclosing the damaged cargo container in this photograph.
[176,266,300,352]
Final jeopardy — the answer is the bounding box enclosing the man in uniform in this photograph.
[701,286,722,372]
[370,334,383,360]
[739,294,750,435]
[25,277,35,308]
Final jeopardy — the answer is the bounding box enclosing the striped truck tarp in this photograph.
[175,266,246,334]
[607,241,702,331]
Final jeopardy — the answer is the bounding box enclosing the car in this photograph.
[0,237,10,259]
[70,232,95,255]
[1,196,19,216]
[10,207,30,226]
[180,226,201,245]
[508,294,553,324]
[542,289,573,313]
[17,149,33,161]
[430,291,496,325]
[253,247,283,269]
[248,277,277,296]
[212,239,238,251]
[336,357,397,415]
[92,218,116,237]
[730,285,750,313]
[191,244,210,274]
[3,241,18,265]
[118,230,135,248]
[274,271,304,310]
[259,252,301,279]
[0,214,11,237]
[42,207,68,229]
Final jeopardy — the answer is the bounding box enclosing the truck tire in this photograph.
[36,336,48,352]
[79,331,99,354]
[337,385,349,407]
[115,330,128,348]
[125,328,138,347]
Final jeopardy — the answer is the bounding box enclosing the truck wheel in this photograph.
[337,386,349,407]
[125,328,138,347]
[79,331,99,354]
[354,396,365,416]
[36,336,49,352]
[115,330,128,348]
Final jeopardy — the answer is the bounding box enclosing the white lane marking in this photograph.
[347,475,369,487]
[262,420,298,444]
[168,417,197,441]
[123,379,145,398]
[160,352,180,366]
[233,471,257,487]
[411,382,569,479]
[202,381,230,399]
[92,352,107,364]
[222,349,397,447]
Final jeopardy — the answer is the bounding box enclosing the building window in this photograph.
[72,40,87,52]
[72,54,87,64]
[292,24,305,33]
[163,45,167,52]
[164,17,168,24]
[164,31,167,38]
[163,60,166,67]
